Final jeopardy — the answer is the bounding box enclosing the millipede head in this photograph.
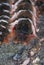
[12,18,33,42]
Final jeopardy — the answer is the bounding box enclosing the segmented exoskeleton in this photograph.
[0,0,10,43]
[9,0,38,44]
[0,0,43,44]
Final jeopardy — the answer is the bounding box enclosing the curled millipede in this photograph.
[0,0,43,44]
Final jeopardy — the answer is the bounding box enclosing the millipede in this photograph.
[9,0,39,45]
[0,0,44,44]
[0,0,11,43]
